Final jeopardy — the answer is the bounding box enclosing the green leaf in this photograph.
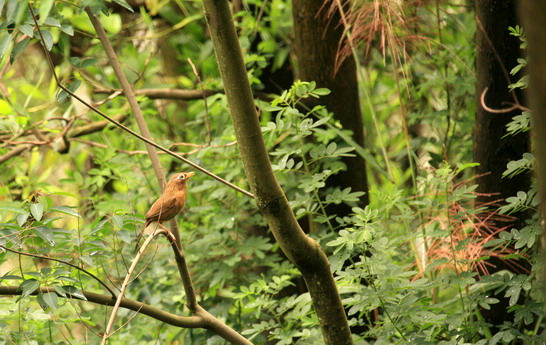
[112,0,134,12]
[60,24,74,36]
[10,36,30,63]
[6,0,18,23]
[16,213,29,226]
[56,79,81,103]
[20,279,40,297]
[18,24,33,37]
[49,206,80,218]
[41,30,53,51]
[313,88,331,96]
[44,17,61,28]
[30,203,43,221]
[0,33,12,58]
[35,226,55,245]
[40,292,58,310]
[39,0,54,24]
[53,285,66,297]
[62,285,86,300]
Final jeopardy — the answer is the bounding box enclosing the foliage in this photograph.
[0,1,543,345]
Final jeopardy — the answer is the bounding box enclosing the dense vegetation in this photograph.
[0,0,544,344]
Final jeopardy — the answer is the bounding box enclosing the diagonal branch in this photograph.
[101,228,165,344]
[27,6,254,199]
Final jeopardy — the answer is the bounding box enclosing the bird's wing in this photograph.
[145,195,180,223]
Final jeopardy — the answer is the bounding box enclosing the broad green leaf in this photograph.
[62,286,86,300]
[20,279,40,297]
[18,24,33,37]
[40,292,58,310]
[112,0,134,12]
[30,203,43,221]
[0,99,13,115]
[5,0,17,23]
[49,206,80,218]
[39,0,54,24]
[60,24,74,36]
[41,30,53,51]
[53,285,66,297]
[35,227,55,245]
[0,33,12,58]
[10,36,30,63]
[16,213,29,226]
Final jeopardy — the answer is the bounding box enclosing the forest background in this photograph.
[1,0,546,344]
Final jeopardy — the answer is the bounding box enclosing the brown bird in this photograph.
[136,171,195,250]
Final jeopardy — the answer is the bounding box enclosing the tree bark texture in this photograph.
[292,0,369,214]
[201,1,354,345]
[474,0,531,328]
[474,0,530,207]
[518,0,546,293]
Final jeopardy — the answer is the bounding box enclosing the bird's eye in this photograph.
[177,174,186,180]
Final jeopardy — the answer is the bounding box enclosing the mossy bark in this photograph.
[201,1,354,344]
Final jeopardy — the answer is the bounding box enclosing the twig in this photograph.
[0,145,31,164]
[0,244,115,298]
[158,228,197,312]
[101,228,165,344]
[187,58,212,143]
[95,87,220,100]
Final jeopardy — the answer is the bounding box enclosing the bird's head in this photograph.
[167,171,195,190]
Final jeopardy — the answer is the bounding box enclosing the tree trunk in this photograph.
[474,0,531,328]
[474,0,530,209]
[518,0,546,295]
[201,1,354,345]
[292,0,369,215]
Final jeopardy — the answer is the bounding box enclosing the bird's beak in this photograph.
[186,172,195,179]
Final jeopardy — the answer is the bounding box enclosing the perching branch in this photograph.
[202,2,354,345]
[94,87,220,100]
[101,228,165,344]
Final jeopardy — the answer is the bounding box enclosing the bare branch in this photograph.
[101,228,165,344]
[0,244,115,298]
[0,145,30,164]
[95,87,220,100]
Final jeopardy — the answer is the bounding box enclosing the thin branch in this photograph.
[187,58,212,143]
[0,145,30,164]
[28,6,254,199]
[95,87,220,100]
[158,227,197,312]
[68,112,129,138]
[0,244,116,298]
[0,286,203,328]
[101,228,165,344]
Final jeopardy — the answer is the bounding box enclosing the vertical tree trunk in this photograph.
[474,0,530,208]
[518,0,546,294]
[292,0,369,214]
[201,1,354,344]
[474,0,531,328]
